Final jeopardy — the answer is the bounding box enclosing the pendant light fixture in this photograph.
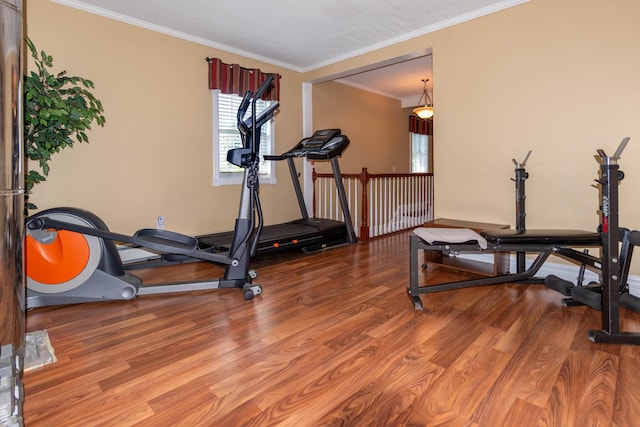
[413,78,434,119]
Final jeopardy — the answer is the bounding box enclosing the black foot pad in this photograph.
[620,293,640,313]
[571,286,602,311]
[544,274,574,296]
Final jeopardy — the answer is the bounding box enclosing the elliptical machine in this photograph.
[25,75,279,308]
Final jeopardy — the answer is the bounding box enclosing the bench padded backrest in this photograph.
[480,229,601,245]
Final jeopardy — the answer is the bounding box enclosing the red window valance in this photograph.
[206,57,281,101]
[409,115,432,135]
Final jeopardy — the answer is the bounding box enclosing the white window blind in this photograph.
[410,132,429,173]
[213,91,276,186]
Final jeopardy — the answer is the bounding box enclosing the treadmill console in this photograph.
[263,128,350,161]
[301,129,341,150]
[289,129,350,160]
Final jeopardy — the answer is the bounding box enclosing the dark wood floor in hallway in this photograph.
[23,231,640,426]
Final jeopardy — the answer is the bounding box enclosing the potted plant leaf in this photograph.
[24,37,105,210]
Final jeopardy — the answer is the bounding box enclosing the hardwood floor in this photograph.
[22,231,640,426]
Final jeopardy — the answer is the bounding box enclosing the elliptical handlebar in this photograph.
[249,74,275,156]
[227,74,278,169]
[236,74,279,156]
[254,73,274,100]
[236,91,252,136]
[249,101,280,129]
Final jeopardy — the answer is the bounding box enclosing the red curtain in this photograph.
[206,57,280,101]
[409,115,432,135]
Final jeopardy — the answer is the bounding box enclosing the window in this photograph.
[212,91,276,186]
[410,132,430,173]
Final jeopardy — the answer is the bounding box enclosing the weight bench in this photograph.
[409,137,640,345]
[408,227,602,311]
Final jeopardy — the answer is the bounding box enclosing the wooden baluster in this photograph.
[359,168,370,242]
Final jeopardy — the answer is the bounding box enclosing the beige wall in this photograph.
[307,0,640,235]
[312,81,411,174]
[432,0,640,232]
[26,0,304,235]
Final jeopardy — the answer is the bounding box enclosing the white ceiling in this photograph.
[53,0,527,104]
[335,54,433,107]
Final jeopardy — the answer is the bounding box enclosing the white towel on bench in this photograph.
[413,227,488,249]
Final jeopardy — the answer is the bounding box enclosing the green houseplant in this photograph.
[24,37,105,210]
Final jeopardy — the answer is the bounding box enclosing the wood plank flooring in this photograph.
[22,231,640,426]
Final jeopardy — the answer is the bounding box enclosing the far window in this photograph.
[410,132,429,173]
[212,91,276,186]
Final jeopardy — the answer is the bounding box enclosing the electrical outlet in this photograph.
[157,215,165,229]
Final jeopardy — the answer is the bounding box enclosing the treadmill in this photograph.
[198,129,358,254]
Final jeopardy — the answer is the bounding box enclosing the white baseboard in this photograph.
[456,253,640,297]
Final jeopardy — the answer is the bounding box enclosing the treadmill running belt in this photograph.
[197,218,349,254]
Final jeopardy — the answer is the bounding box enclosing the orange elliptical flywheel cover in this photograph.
[26,230,91,285]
